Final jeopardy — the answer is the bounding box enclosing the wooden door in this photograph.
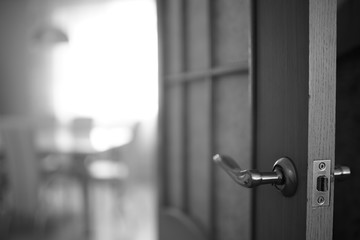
[157,0,337,240]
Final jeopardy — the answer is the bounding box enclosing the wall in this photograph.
[0,0,115,117]
[0,0,53,116]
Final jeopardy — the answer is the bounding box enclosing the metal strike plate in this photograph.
[312,160,331,207]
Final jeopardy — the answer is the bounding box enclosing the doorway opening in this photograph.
[0,1,158,240]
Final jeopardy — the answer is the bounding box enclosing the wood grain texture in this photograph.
[306,0,337,239]
[255,1,309,239]
[255,0,336,239]
[214,75,251,240]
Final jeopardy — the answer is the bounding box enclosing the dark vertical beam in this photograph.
[185,0,213,233]
[207,0,216,239]
[159,0,187,211]
[181,0,189,213]
[249,1,257,240]
[156,0,167,207]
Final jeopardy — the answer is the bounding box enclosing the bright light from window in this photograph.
[90,126,133,152]
[51,0,158,125]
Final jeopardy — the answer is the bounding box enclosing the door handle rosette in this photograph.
[213,154,298,197]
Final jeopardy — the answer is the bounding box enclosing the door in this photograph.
[157,0,337,240]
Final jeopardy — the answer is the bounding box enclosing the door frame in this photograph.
[307,0,337,238]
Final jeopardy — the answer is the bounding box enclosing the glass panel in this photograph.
[214,75,251,240]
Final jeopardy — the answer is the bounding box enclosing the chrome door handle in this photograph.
[334,165,351,181]
[213,154,298,197]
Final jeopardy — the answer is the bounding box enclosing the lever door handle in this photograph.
[213,154,298,197]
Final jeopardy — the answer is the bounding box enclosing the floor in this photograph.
[5,182,156,240]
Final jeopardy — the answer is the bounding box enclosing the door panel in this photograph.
[163,0,184,76]
[158,0,337,239]
[159,209,207,240]
[214,75,251,240]
[158,0,251,239]
[255,1,309,239]
[187,81,211,230]
[165,85,185,209]
[213,0,250,65]
[186,0,209,72]
[254,1,336,239]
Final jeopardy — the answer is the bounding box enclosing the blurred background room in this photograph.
[0,0,158,240]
